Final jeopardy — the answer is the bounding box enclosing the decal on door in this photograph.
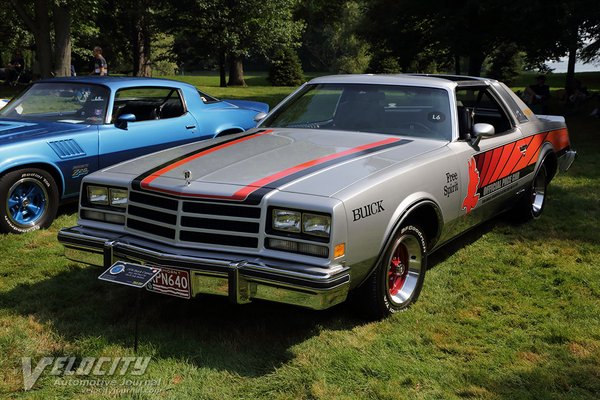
[463,128,570,213]
[462,157,480,213]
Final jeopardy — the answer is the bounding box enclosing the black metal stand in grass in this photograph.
[97,261,160,354]
[134,289,142,353]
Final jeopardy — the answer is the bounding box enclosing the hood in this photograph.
[222,99,269,114]
[0,118,91,144]
[108,128,445,200]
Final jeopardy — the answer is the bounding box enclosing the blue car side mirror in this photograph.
[116,113,136,130]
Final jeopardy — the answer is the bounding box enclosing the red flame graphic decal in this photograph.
[462,157,480,213]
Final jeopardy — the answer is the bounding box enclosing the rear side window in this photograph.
[112,87,185,122]
[198,90,220,104]
[493,82,529,123]
[456,86,513,135]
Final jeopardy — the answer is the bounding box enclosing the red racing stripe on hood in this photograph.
[141,130,273,189]
[142,136,403,201]
[231,137,402,200]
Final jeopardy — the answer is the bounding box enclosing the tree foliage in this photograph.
[8,0,102,78]
[2,0,599,88]
[173,0,304,86]
[268,47,304,86]
[296,0,370,73]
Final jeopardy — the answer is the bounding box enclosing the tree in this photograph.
[360,0,453,74]
[268,47,304,86]
[9,0,102,78]
[0,6,32,67]
[173,0,304,86]
[296,0,370,73]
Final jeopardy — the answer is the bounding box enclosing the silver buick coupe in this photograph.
[58,74,576,319]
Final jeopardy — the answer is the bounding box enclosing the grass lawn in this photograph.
[0,72,599,399]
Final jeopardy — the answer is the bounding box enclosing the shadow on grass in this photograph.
[57,201,78,218]
[0,219,502,378]
[428,218,498,269]
[487,358,600,400]
[0,262,362,377]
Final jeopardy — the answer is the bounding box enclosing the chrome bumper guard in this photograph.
[558,149,577,172]
[58,226,350,310]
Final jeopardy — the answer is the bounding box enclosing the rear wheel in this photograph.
[512,163,548,222]
[0,168,59,234]
[355,225,427,319]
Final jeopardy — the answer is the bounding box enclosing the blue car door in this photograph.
[97,86,209,169]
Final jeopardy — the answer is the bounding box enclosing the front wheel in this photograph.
[0,169,59,234]
[355,225,427,319]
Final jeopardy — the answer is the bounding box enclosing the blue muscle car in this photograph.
[0,77,268,234]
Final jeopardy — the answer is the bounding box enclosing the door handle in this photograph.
[519,144,528,156]
[186,125,196,130]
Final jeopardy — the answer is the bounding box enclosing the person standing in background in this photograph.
[91,46,107,76]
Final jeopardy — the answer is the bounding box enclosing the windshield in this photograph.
[262,83,452,140]
[0,82,110,125]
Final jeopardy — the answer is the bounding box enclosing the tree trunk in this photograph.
[467,52,485,77]
[10,0,53,78]
[565,25,579,92]
[219,49,227,87]
[454,53,461,75]
[33,0,53,78]
[132,4,151,77]
[53,4,72,77]
[228,55,246,86]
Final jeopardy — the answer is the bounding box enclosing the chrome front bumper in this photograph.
[58,226,350,310]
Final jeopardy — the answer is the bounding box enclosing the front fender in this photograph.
[356,197,443,288]
[0,156,66,197]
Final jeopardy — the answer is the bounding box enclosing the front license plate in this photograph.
[146,268,191,299]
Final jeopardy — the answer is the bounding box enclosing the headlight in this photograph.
[109,188,128,208]
[88,186,108,205]
[302,213,331,238]
[272,209,301,233]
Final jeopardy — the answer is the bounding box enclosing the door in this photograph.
[98,86,204,168]
[449,85,528,227]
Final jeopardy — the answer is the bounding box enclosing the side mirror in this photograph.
[470,123,495,146]
[115,113,136,130]
[254,112,267,123]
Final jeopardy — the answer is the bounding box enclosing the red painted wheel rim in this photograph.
[384,231,423,307]
[388,243,409,296]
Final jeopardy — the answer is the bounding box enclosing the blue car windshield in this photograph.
[262,83,453,140]
[0,82,110,125]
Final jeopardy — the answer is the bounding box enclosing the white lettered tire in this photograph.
[357,225,427,319]
[0,168,59,234]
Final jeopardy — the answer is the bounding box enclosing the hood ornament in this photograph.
[184,170,192,186]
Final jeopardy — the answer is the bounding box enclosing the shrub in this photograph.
[268,48,304,86]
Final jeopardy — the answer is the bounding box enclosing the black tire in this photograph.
[0,168,59,234]
[355,225,427,319]
[511,163,548,222]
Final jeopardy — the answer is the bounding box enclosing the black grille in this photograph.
[129,191,178,211]
[182,202,260,218]
[127,218,176,239]
[180,231,258,248]
[129,205,177,225]
[181,216,259,233]
[126,189,262,249]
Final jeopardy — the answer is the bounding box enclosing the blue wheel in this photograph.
[1,169,59,234]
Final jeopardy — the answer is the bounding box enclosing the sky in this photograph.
[545,58,600,72]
